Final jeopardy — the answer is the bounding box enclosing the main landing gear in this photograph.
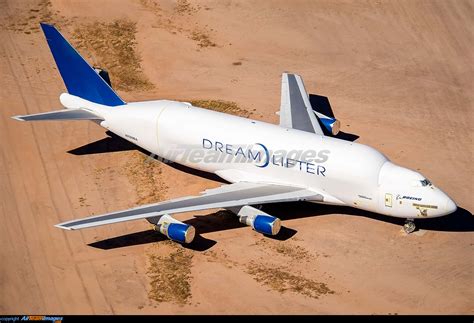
[403,219,416,234]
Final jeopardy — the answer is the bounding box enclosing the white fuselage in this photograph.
[62,94,456,219]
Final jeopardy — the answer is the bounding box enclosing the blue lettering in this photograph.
[235,147,245,158]
[202,138,212,149]
[225,144,233,155]
[286,158,296,168]
[317,165,326,177]
[248,150,261,162]
[201,138,327,176]
[272,155,283,166]
[297,160,305,171]
[215,141,224,152]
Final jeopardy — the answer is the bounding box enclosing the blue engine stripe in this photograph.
[253,215,276,236]
[319,117,336,132]
[167,223,190,243]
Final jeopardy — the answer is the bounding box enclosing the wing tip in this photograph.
[11,116,25,121]
[55,223,73,230]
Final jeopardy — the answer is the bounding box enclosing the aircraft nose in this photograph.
[445,197,457,214]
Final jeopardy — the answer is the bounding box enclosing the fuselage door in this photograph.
[384,193,393,208]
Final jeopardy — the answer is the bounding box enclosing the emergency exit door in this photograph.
[385,193,393,207]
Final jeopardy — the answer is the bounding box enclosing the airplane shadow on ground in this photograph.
[89,203,473,252]
[88,208,299,252]
[263,202,474,233]
[68,131,228,184]
[68,133,137,155]
[72,130,472,252]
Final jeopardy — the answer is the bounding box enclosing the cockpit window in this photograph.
[420,179,432,187]
[410,178,433,187]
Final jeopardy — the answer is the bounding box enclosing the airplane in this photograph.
[12,23,457,243]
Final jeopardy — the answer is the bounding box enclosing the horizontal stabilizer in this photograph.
[12,109,103,122]
[279,73,324,135]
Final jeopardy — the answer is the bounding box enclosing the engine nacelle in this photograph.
[93,66,112,88]
[229,205,281,236]
[152,214,195,244]
[319,117,340,136]
[250,214,281,236]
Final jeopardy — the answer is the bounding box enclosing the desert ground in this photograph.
[0,0,473,314]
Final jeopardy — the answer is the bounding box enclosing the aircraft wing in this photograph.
[56,182,323,230]
[279,73,324,135]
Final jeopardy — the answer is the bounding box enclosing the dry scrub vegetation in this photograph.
[73,19,153,92]
[147,242,194,305]
[190,30,217,48]
[122,152,166,205]
[4,0,69,34]
[256,239,311,261]
[175,0,198,15]
[189,100,252,117]
[140,0,217,49]
[247,262,334,299]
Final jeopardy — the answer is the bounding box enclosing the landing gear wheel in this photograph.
[404,219,416,234]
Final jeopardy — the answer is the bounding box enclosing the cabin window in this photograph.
[420,179,432,187]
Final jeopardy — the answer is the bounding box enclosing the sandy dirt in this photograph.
[1,0,473,314]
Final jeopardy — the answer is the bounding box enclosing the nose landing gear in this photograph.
[403,219,416,234]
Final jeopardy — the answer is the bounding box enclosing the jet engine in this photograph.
[309,93,340,136]
[152,214,195,244]
[93,67,112,88]
[313,111,340,136]
[319,116,340,136]
[228,205,281,236]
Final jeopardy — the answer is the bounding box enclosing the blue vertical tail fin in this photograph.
[40,23,125,106]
